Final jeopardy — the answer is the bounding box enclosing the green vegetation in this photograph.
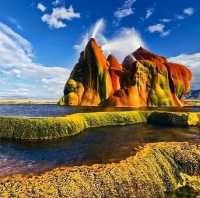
[0,111,149,140]
[148,112,188,126]
[0,111,199,141]
[142,60,174,107]
[0,110,200,197]
[165,185,199,198]
[1,142,200,197]
[148,112,200,126]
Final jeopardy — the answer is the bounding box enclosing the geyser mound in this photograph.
[59,38,192,107]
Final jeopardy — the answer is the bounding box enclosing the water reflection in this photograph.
[0,124,199,176]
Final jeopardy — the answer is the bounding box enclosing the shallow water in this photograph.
[0,104,200,117]
[0,124,199,177]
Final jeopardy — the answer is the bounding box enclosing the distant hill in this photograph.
[187,90,200,100]
[0,99,57,104]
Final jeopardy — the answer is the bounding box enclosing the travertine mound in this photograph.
[59,39,192,107]
[1,142,200,197]
[0,111,199,140]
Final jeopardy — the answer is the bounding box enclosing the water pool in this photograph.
[0,124,199,177]
[0,104,199,117]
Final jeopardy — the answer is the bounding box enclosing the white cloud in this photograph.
[148,23,164,33]
[145,8,154,19]
[8,17,23,30]
[102,28,145,62]
[161,30,171,37]
[183,7,194,16]
[0,22,70,99]
[160,18,172,23]
[176,7,194,20]
[73,33,90,52]
[148,23,170,37]
[168,53,200,90]
[52,0,60,6]
[41,6,80,29]
[176,14,185,20]
[37,3,46,12]
[74,18,107,53]
[114,0,136,19]
[74,18,145,62]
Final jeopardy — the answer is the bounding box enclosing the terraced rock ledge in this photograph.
[0,111,199,140]
[1,142,200,197]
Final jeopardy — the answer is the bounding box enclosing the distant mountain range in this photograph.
[187,90,200,100]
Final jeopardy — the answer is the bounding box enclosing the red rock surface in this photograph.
[59,39,192,107]
[133,47,167,64]
[107,55,122,91]
[166,62,192,97]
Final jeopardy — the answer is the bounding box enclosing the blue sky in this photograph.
[0,0,199,98]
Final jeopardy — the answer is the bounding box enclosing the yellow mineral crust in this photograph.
[1,142,200,197]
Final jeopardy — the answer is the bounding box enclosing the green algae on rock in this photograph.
[0,111,148,140]
[148,112,200,127]
[165,185,199,198]
[0,111,199,141]
[184,100,200,107]
[1,142,200,197]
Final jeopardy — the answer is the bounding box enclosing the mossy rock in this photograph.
[148,112,200,127]
[67,79,78,89]
[0,111,149,141]
[148,112,188,126]
[57,96,65,105]
[0,111,199,141]
[1,143,200,197]
[66,92,79,106]
[188,113,200,126]
[165,185,199,198]
[64,79,78,94]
